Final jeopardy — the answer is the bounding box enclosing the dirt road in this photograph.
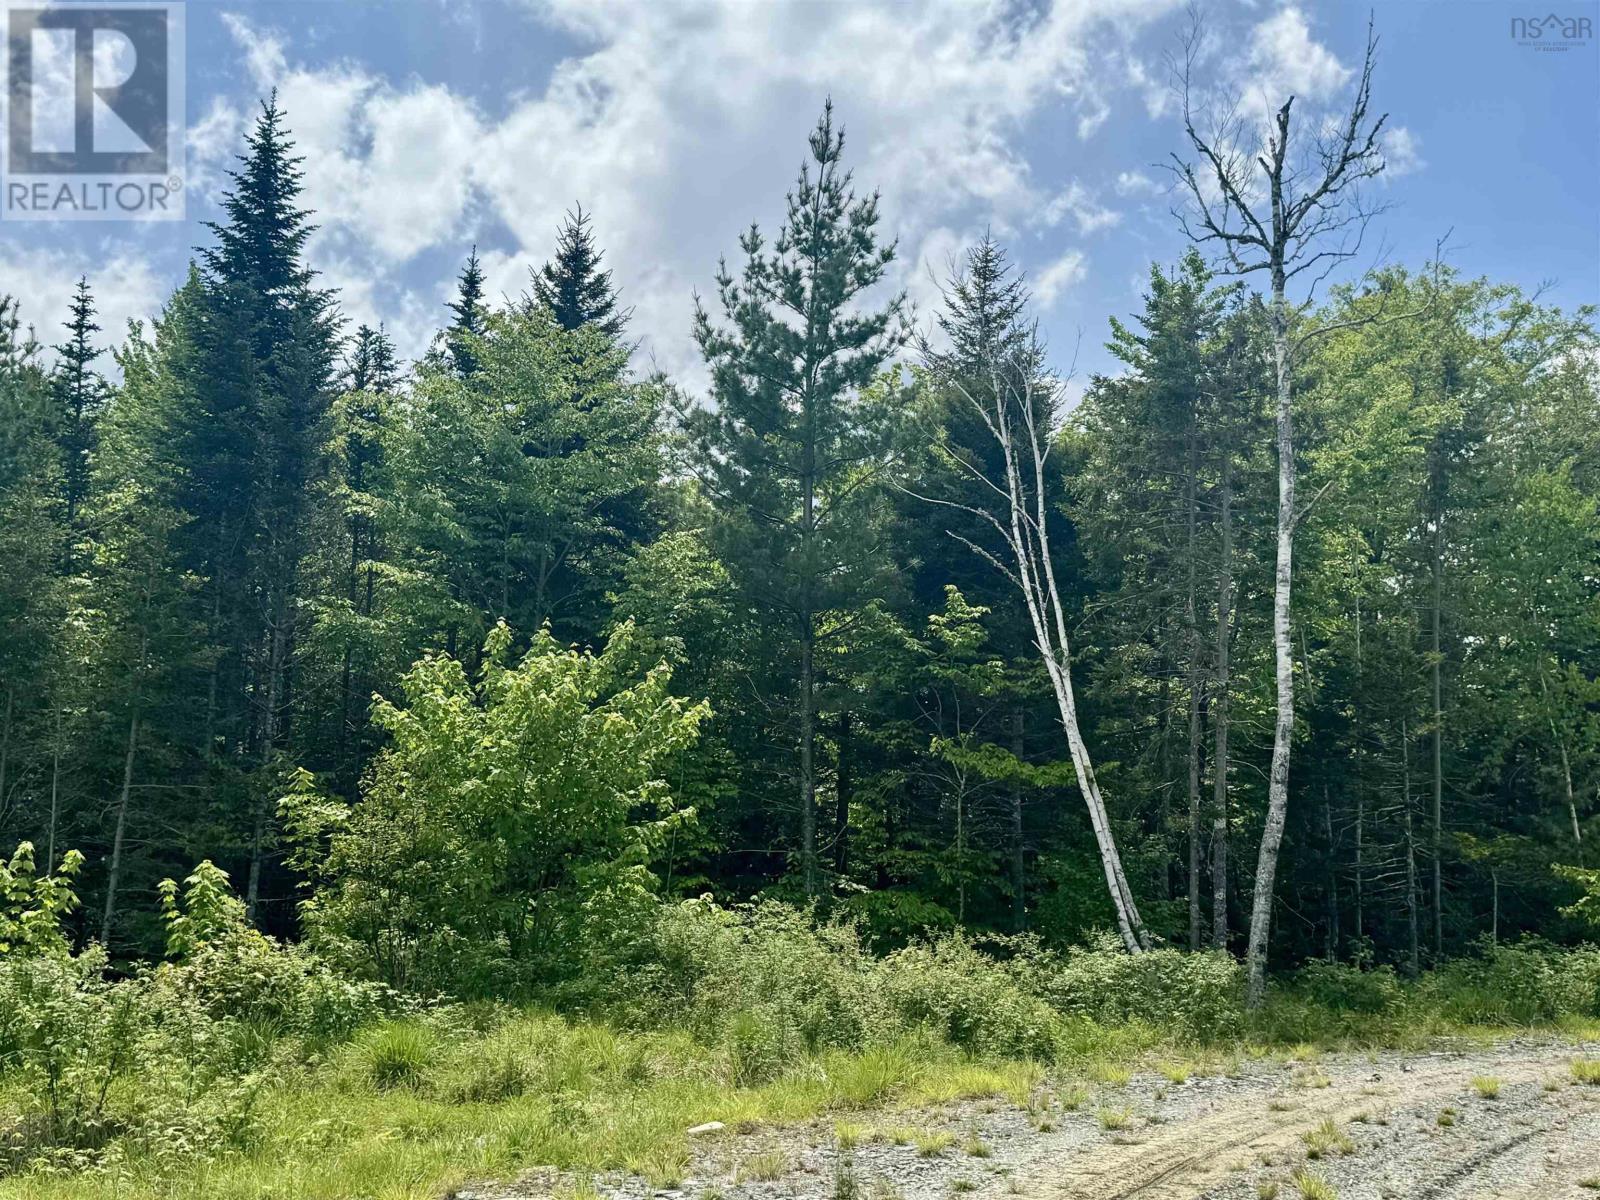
[479,1037,1600,1200]
[1026,1040,1600,1200]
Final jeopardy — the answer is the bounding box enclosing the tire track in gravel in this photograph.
[1026,1043,1590,1200]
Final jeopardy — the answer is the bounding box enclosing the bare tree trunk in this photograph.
[247,605,289,921]
[799,625,818,898]
[1175,20,1391,1000]
[1354,791,1365,944]
[1212,461,1233,951]
[1323,784,1340,961]
[101,711,140,945]
[0,688,12,822]
[1186,430,1204,951]
[1490,868,1499,945]
[918,328,1147,950]
[1431,516,1444,961]
[47,710,62,875]
[1401,717,1420,979]
[834,711,851,876]
[1011,707,1026,932]
[1245,283,1296,1007]
[1540,670,1584,864]
[1557,731,1583,863]
[1353,591,1364,945]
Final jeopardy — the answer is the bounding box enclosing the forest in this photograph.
[0,28,1598,1200]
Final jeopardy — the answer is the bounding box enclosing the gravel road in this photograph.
[471,1036,1600,1200]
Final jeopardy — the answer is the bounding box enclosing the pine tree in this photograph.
[446,247,488,377]
[191,92,338,919]
[897,235,1053,931]
[347,323,400,394]
[51,277,108,532]
[687,102,906,896]
[0,298,68,843]
[531,205,627,338]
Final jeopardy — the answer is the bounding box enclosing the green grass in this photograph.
[1300,1118,1354,1160]
[5,993,1600,1200]
[1289,1167,1338,1199]
[0,1014,1028,1200]
[1471,1075,1501,1099]
[1158,1059,1193,1084]
[1094,1105,1132,1130]
[735,1150,789,1183]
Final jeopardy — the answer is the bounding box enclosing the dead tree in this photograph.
[912,326,1150,954]
[1171,15,1391,1004]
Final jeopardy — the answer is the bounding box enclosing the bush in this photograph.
[153,859,392,1045]
[1424,939,1600,1024]
[1293,961,1404,1016]
[1012,936,1245,1041]
[623,899,886,1080]
[876,935,1061,1060]
[291,622,709,997]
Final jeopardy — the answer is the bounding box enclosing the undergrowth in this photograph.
[1,880,1597,1199]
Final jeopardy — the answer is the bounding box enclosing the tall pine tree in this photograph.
[687,102,906,897]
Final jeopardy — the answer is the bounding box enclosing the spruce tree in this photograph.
[687,102,906,896]
[446,247,488,377]
[194,92,338,918]
[531,205,627,337]
[51,277,108,532]
[0,297,68,845]
[347,323,400,394]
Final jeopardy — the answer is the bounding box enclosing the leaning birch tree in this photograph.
[1171,16,1391,1003]
[915,304,1149,953]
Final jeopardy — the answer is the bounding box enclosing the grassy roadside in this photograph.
[7,1009,1596,1200]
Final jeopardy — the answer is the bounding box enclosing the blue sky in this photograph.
[2,0,1596,391]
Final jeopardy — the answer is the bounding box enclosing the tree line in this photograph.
[0,76,1595,996]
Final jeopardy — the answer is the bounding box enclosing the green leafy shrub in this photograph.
[1293,962,1404,1016]
[624,899,886,1079]
[1013,936,1245,1040]
[1424,939,1600,1024]
[152,859,391,1045]
[876,935,1061,1060]
[0,843,83,958]
[291,621,709,997]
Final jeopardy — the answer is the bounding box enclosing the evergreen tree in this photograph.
[687,102,906,897]
[531,205,627,338]
[50,277,109,533]
[184,92,338,919]
[446,247,488,377]
[0,298,68,844]
[346,323,400,394]
[385,305,663,660]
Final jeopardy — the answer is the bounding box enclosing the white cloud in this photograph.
[1040,181,1122,234]
[1114,169,1162,197]
[0,242,166,369]
[1244,8,1350,106]
[1031,249,1088,308]
[1381,126,1425,178]
[198,0,1184,380]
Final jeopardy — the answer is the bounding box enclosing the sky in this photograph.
[2,0,1597,393]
